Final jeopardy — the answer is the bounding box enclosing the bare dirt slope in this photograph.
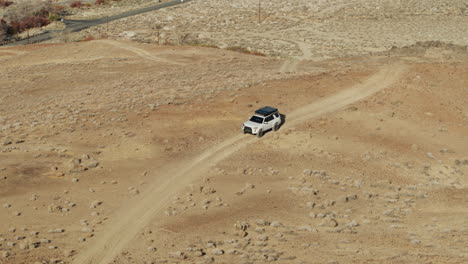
[0,40,467,264]
[72,62,407,264]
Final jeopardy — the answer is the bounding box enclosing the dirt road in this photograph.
[71,63,407,264]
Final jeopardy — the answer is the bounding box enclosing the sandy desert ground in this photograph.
[1,1,468,264]
[1,39,467,264]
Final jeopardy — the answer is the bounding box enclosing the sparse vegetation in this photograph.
[48,13,60,22]
[0,0,54,38]
[0,0,13,8]
[82,34,95,41]
[95,0,106,5]
[49,5,67,21]
[0,0,69,41]
[226,46,265,56]
[70,1,84,8]
[8,15,50,34]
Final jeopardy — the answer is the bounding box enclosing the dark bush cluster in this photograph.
[9,15,50,34]
[70,1,83,8]
[0,0,13,8]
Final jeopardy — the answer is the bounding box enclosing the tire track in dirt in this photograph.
[97,40,185,65]
[279,59,300,73]
[72,63,407,264]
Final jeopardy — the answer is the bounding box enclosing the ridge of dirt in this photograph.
[381,41,468,57]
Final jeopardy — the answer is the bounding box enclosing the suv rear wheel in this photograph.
[273,122,280,131]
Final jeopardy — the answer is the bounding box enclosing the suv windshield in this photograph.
[250,116,264,124]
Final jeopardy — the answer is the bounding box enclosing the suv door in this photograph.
[273,113,280,124]
[264,115,274,130]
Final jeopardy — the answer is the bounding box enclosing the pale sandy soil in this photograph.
[0,39,467,264]
[1,4,468,264]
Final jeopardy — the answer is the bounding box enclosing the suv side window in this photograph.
[274,113,279,118]
[265,115,274,122]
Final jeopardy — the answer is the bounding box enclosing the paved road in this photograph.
[5,0,191,46]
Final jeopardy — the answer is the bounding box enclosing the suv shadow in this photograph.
[279,114,287,129]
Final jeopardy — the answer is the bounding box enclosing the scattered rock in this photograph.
[18,241,29,250]
[128,186,140,195]
[211,248,224,255]
[90,200,102,209]
[48,228,65,233]
[321,218,338,227]
[297,225,317,232]
[255,219,270,226]
[345,220,359,227]
[341,194,358,202]
[270,221,282,227]
[147,246,157,252]
[48,204,63,213]
[169,251,186,259]
[90,211,100,217]
[122,31,137,38]
[81,227,94,233]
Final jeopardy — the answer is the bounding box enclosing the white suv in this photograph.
[242,106,281,137]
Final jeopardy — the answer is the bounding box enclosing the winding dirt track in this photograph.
[72,63,407,264]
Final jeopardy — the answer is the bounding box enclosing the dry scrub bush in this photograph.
[70,1,90,8]
[4,0,51,22]
[0,0,13,8]
[9,16,50,33]
[2,0,52,35]
[95,0,106,5]
[70,1,83,8]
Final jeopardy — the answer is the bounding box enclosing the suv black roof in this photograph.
[255,106,278,116]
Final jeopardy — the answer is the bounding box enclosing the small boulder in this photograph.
[211,248,224,255]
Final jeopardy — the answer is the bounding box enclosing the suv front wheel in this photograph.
[257,129,264,138]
